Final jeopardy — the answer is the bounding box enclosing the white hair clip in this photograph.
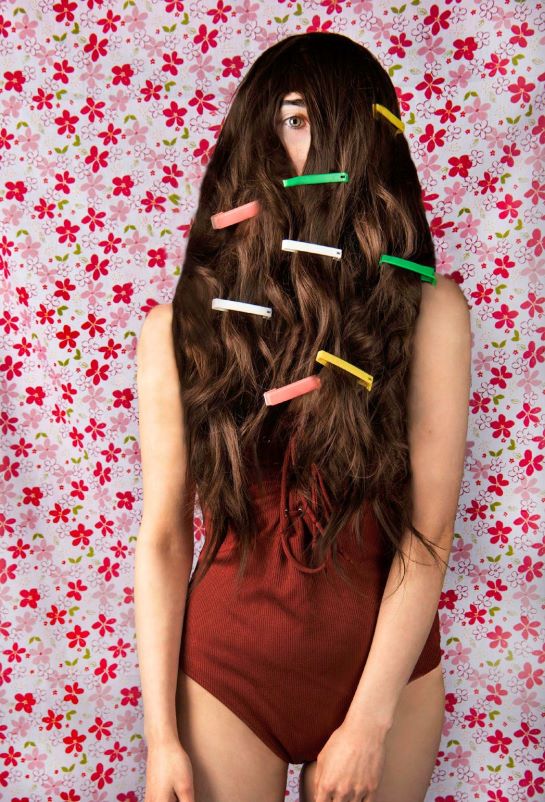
[281,239,342,260]
[211,298,273,318]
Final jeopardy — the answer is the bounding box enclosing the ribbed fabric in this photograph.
[179,433,441,764]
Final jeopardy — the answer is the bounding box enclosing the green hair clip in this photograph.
[282,172,349,187]
[379,254,437,285]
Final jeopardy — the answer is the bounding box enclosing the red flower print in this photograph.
[193,24,219,54]
[452,37,478,60]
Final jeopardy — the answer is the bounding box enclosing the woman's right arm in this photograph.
[134,302,196,750]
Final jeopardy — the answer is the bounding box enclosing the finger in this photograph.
[314,784,334,802]
[313,783,326,802]
[175,784,195,802]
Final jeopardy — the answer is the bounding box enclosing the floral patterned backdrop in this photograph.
[0,0,543,800]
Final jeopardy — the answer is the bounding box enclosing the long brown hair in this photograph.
[172,31,447,596]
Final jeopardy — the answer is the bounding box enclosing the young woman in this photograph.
[135,32,471,802]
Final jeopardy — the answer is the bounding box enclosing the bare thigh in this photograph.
[300,663,445,802]
[175,668,288,802]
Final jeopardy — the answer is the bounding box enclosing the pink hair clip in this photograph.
[210,199,261,229]
[263,375,321,406]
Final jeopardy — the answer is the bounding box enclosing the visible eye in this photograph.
[282,114,308,130]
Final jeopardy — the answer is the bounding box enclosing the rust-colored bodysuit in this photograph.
[179,433,441,764]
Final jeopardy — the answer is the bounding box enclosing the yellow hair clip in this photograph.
[372,102,405,133]
[315,350,373,391]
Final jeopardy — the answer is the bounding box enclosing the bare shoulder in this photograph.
[137,302,177,395]
[136,302,195,546]
[137,303,178,413]
[409,274,471,412]
[419,273,471,330]
[411,274,471,379]
[137,302,173,355]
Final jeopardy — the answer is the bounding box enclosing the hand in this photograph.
[144,739,195,802]
[312,716,389,802]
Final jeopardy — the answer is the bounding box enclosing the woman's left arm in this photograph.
[345,274,472,731]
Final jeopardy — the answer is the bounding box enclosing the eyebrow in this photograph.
[281,98,306,107]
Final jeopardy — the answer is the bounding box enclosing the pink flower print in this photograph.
[486,625,512,650]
